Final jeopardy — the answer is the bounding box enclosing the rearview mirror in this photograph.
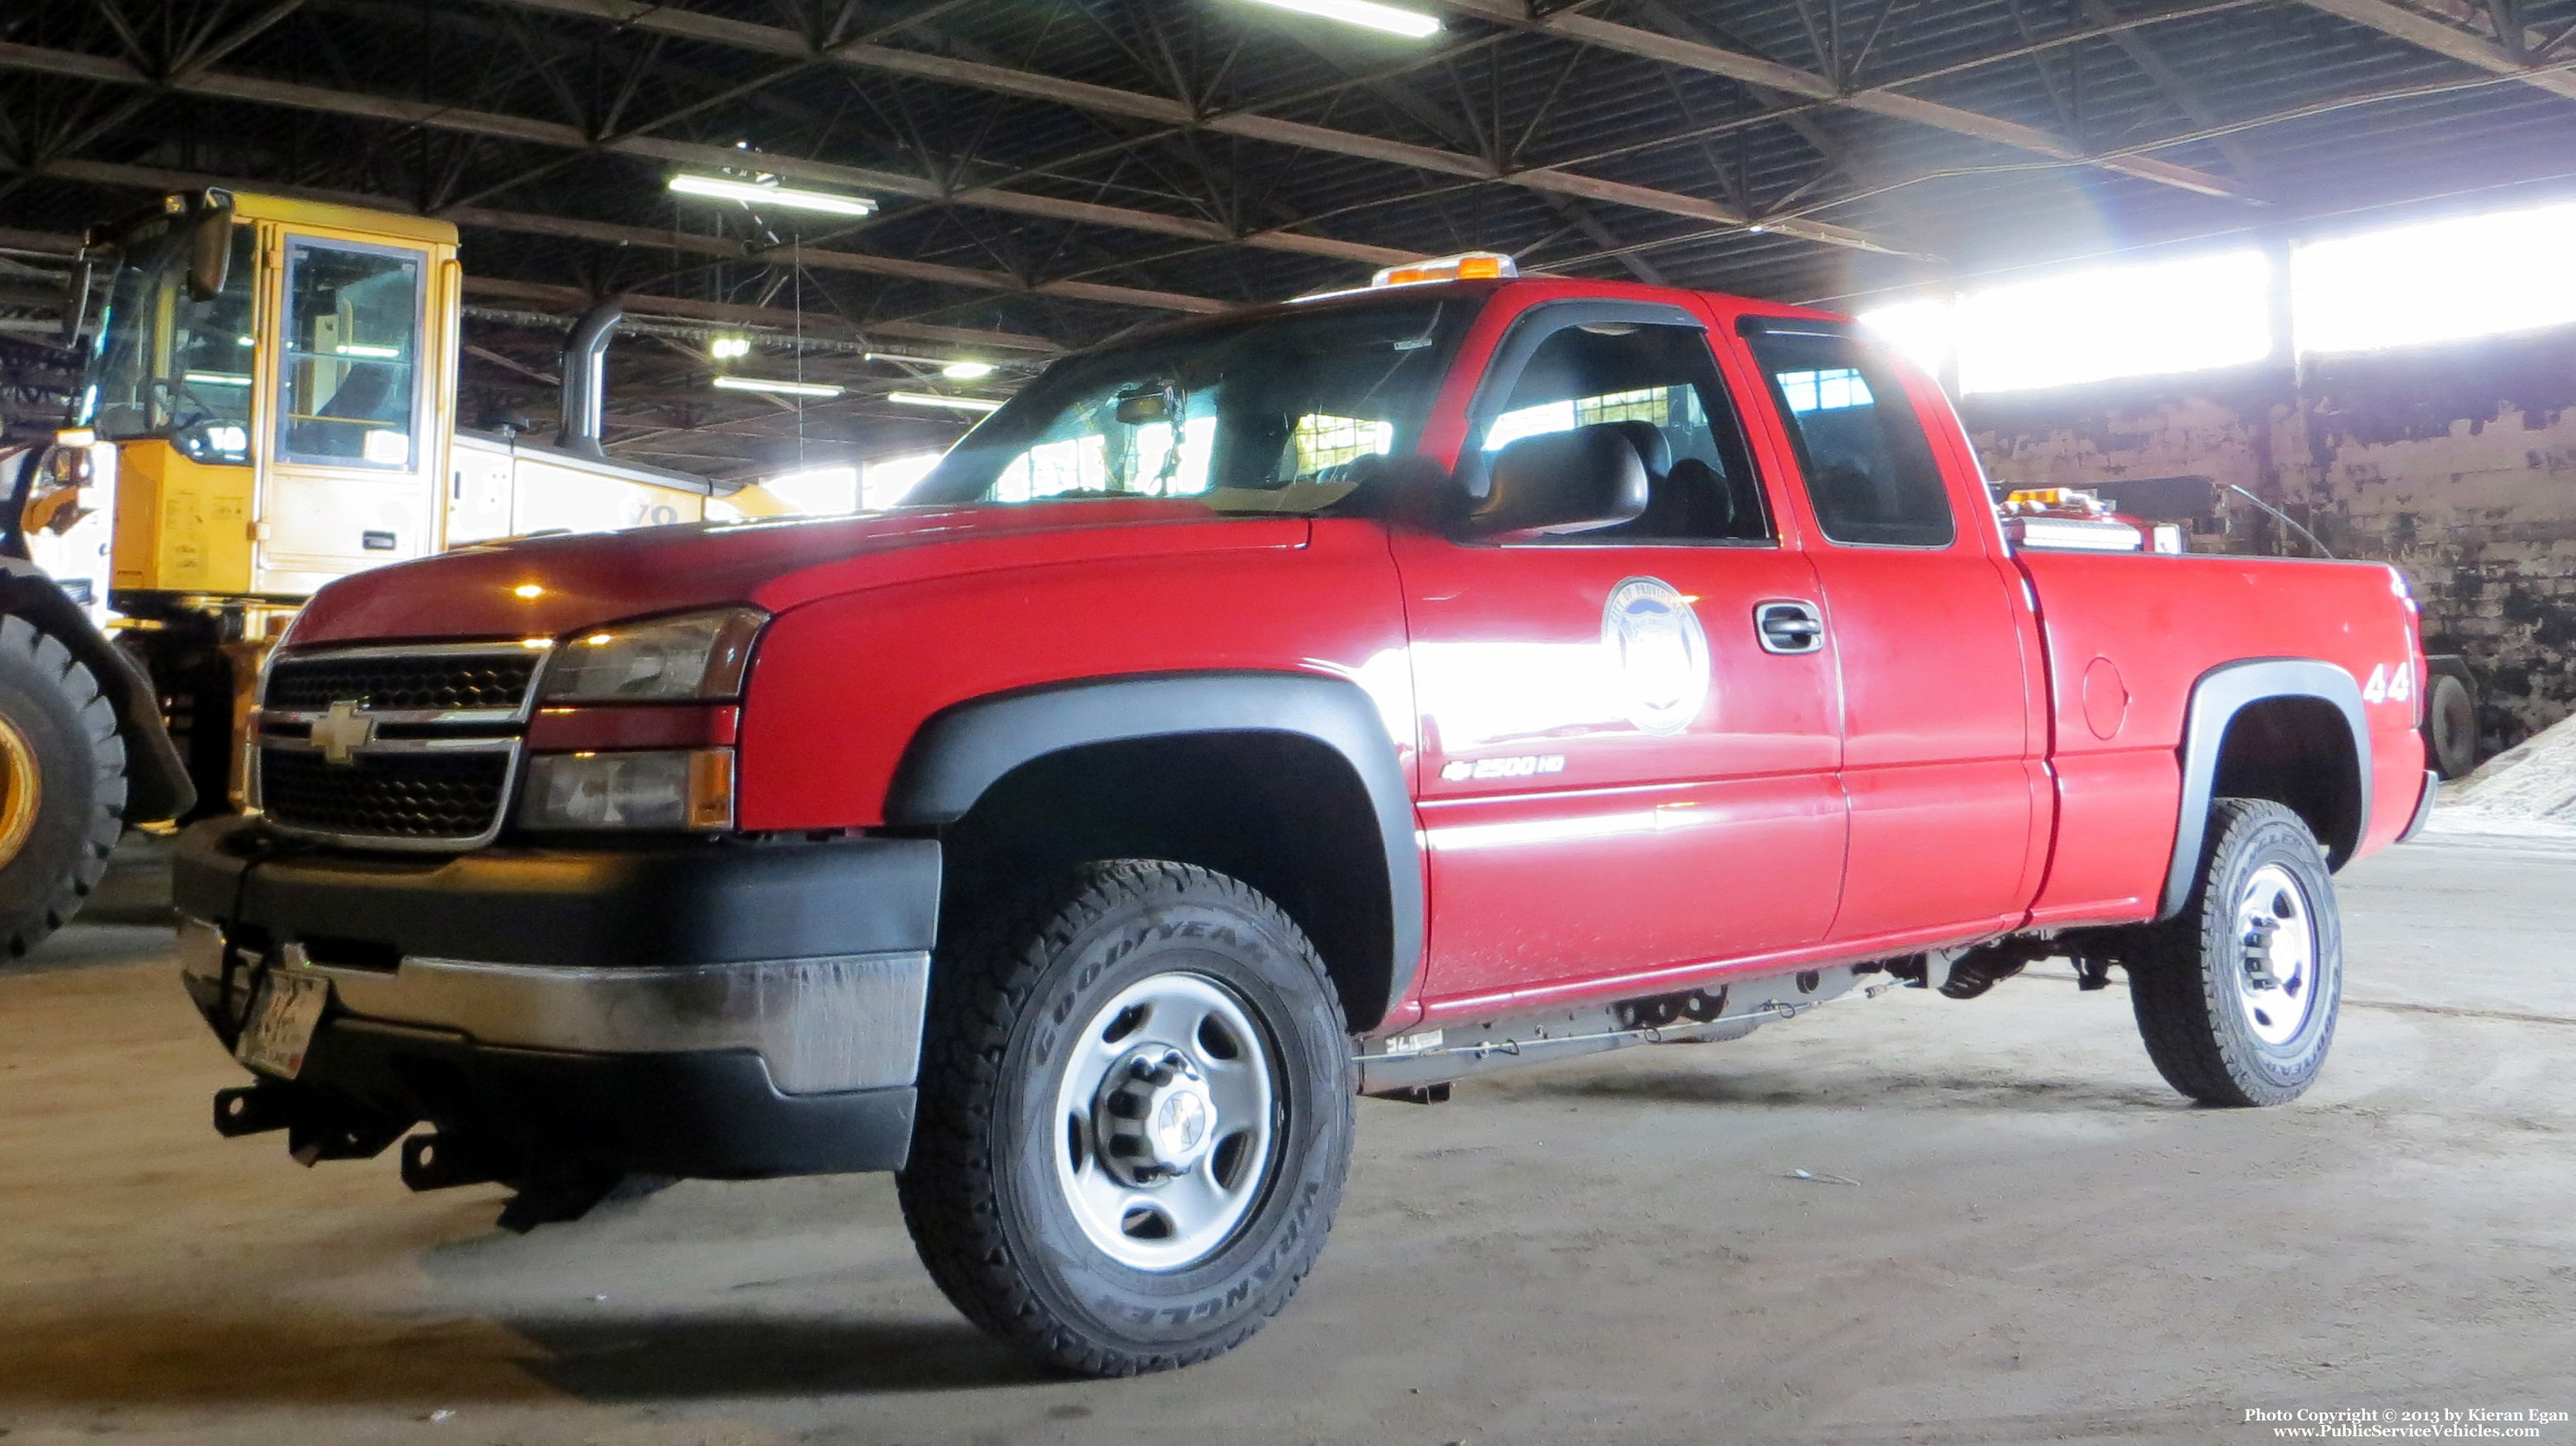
[1461,424,1648,541]
[182,199,235,303]
[1113,383,1180,426]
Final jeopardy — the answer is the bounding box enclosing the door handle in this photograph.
[1755,600,1825,655]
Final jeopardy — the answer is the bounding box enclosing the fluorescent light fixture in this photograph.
[709,336,752,360]
[334,343,400,358]
[888,391,1002,413]
[668,173,878,216]
[1239,0,1440,38]
[940,360,996,380]
[183,372,253,386]
[713,375,844,398]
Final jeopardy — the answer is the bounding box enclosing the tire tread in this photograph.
[0,614,128,960]
[2128,798,2332,1107]
[898,860,1342,1377]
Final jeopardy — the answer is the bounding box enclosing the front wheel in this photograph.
[897,860,1353,1377]
[0,615,127,960]
[2128,799,2342,1107]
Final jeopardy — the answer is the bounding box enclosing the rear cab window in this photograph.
[1741,325,1955,548]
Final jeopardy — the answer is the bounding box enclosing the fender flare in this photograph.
[885,671,1423,1020]
[0,554,197,825]
[2161,657,2369,919]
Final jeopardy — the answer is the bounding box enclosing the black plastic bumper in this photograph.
[174,814,940,967]
[176,816,941,1180]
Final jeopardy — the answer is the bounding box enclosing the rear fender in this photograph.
[2162,658,2368,918]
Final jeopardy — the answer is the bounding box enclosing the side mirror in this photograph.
[1461,424,1648,540]
[182,200,235,303]
[59,254,95,347]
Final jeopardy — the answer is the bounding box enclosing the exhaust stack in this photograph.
[555,298,624,458]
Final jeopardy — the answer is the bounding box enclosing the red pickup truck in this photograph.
[175,263,2434,1377]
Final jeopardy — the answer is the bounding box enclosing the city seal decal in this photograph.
[1602,576,1710,736]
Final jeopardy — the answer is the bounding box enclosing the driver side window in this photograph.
[1473,321,1771,543]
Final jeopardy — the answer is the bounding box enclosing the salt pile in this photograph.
[2432,709,2576,837]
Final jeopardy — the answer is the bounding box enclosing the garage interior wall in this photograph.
[1967,319,2576,754]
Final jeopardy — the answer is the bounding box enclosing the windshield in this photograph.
[907,298,1466,514]
[79,218,258,441]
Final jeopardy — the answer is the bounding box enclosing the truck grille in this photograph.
[264,649,540,714]
[255,641,542,848]
[258,747,514,843]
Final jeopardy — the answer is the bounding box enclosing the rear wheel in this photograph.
[0,616,126,960]
[898,860,1352,1377]
[2128,799,2341,1106]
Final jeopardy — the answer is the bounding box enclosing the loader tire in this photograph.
[0,615,127,960]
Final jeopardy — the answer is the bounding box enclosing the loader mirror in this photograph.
[183,200,236,303]
[59,254,94,347]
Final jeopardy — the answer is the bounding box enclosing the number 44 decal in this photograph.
[2362,663,2414,706]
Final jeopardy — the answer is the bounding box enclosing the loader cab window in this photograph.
[1745,327,1954,548]
[278,239,425,470]
[1469,319,1770,543]
[81,221,257,442]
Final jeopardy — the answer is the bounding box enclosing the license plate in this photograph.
[235,970,330,1079]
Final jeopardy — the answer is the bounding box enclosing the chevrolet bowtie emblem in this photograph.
[311,699,376,766]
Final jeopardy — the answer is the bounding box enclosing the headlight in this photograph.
[539,607,766,703]
[521,749,734,831]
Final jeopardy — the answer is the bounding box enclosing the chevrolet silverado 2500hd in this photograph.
[173,263,2435,1377]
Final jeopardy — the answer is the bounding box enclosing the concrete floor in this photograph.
[4,833,2573,1446]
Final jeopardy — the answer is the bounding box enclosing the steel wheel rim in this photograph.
[1049,970,1281,1272]
[0,714,42,865]
[2233,862,2319,1045]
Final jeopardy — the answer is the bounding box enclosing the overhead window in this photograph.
[1746,329,1954,549]
[861,451,943,510]
[2294,199,2576,355]
[1776,368,1873,414]
[1859,249,2273,395]
[763,466,859,514]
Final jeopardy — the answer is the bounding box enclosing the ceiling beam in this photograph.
[1422,0,2257,201]
[2079,0,2271,187]
[12,158,1108,344]
[0,40,1419,271]
[467,0,1908,255]
[14,149,1235,316]
[2291,0,2576,102]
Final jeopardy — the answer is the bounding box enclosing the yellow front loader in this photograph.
[0,187,756,954]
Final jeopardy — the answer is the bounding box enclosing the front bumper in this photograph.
[176,817,941,1178]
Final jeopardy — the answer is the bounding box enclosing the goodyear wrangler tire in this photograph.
[0,615,126,960]
[897,860,1353,1377]
[2129,799,2342,1107]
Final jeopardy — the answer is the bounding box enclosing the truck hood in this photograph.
[283,500,1312,647]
